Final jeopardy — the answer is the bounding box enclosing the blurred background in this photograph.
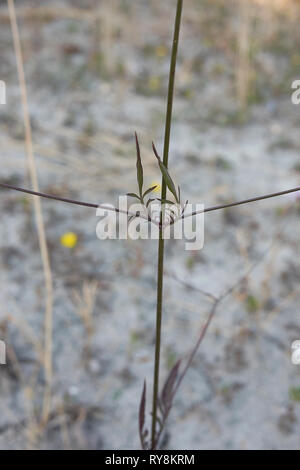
[0,0,300,450]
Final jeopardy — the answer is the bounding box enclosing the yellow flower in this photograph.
[60,232,78,249]
[155,45,168,58]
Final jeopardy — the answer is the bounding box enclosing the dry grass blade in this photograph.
[161,360,181,413]
[73,281,98,338]
[0,6,94,22]
[139,380,148,450]
[7,0,54,426]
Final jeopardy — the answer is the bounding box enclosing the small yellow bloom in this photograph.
[151,182,161,194]
[60,232,78,249]
[155,45,168,58]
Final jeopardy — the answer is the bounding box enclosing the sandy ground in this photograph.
[0,0,300,449]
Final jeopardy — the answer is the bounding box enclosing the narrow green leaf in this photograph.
[143,185,157,198]
[152,142,160,161]
[161,199,176,205]
[135,132,143,198]
[146,198,155,208]
[152,142,179,203]
[159,162,179,203]
[127,192,141,200]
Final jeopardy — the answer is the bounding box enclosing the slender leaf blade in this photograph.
[135,132,144,198]
[158,161,179,203]
[139,380,148,450]
[152,142,179,203]
[143,185,158,198]
[161,360,181,412]
[127,193,140,200]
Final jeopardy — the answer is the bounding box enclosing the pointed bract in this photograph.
[135,132,144,199]
[152,142,179,203]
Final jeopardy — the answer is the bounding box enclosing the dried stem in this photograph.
[7,0,54,426]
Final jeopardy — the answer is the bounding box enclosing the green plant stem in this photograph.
[151,0,183,450]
